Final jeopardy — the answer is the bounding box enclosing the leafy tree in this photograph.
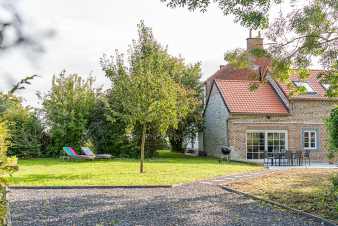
[162,0,272,29]
[9,75,39,94]
[0,122,17,181]
[0,122,17,225]
[165,58,203,152]
[102,22,190,173]
[162,0,338,96]
[326,106,338,159]
[88,94,137,157]
[0,93,43,158]
[42,71,98,156]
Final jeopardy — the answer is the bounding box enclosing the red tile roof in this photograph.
[215,79,289,114]
[277,69,327,98]
[206,63,330,99]
[205,57,272,84]
[205,65,258,83]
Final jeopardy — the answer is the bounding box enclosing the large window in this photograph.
[303,130,317,149]
[247,130,287,160]
[247,132,265,160]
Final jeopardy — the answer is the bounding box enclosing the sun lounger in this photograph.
[62,147,95,160]
[81,147,112,159]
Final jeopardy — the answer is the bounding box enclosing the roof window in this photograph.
[293,81,316,94]
[321,83,330,90]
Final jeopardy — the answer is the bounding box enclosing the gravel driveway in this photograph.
[8,183,323,226]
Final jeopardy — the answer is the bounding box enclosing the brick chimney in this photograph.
[247,30,263,50]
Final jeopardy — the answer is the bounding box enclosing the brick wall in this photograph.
[228,99,337,161]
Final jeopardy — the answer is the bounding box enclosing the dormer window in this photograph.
[293,81,316,94]
[321,83,330,90]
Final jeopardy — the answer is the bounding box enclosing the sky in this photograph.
[1,0,255,107]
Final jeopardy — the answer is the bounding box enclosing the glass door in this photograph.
[267,132,286,153]
[247,131,287,160]
[247,132,265,159]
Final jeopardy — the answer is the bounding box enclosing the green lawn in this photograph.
[8,150,262,186]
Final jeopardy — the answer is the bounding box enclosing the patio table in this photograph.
[264,151,304,166]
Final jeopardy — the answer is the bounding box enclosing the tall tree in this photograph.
[165,57,203,152]
[87,94,137,157]
[326,106,338,156]
[102,21,190,173]
[162,0,338,96]
[0,95,42,158]
[42,71,98,156]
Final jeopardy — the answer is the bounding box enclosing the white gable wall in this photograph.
[203,83,230,157]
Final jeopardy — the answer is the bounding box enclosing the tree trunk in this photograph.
[140,124,146,173]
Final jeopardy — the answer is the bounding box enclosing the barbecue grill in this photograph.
[219,146,232,163]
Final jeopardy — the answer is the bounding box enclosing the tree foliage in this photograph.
[42,71,98,156]
[165,58,203,152]
[162,0,275,29]
[326,106,338,159]
[0,121,17,225]
[0,0,52,53]
[102,21,192,172]
[0,122,17,180]
[162,0,338,96]
[87,94,137,157]
[0,94,42,158]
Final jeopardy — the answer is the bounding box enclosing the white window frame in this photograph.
[321,83,330,91]
[303,130,317,150]
[293,81,315,93]
[246,130,288,160]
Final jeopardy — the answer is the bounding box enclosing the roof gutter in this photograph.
[266,75,290,112]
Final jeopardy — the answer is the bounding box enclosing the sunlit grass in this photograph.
[8,150,262,186]
[227,169,338,223]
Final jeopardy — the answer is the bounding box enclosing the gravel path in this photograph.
[8,183,323,226]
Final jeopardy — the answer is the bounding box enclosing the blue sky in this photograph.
[1,0,262,106]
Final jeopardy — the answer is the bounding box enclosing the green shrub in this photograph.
[0,94,42,158]
[326,106,338,159]
[0,122,18,225]
[42,72,98,157]
[321,173,338,221]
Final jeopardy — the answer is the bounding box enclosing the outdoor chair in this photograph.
[294,151,304,166]
[278,150,288,166]
[81,147,112,159]
[303,149,311,165]
[62,147,95,160]
[287,151,296,166]
[264,151,274,167]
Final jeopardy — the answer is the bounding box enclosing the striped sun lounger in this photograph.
[63,147,95,160]
[81,147,112,159]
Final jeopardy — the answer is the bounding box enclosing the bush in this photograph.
[4,109,43,158]
[326,106,338,159]
[42,72,97,156]
[0,122,17,225]
[320,173,338,220]
[0,94,42,158]
[88,97,139,158]
[0,187,6,226]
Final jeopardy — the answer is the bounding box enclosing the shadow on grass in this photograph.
[9,174,96,185]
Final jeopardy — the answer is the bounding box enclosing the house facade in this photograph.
[202,36,337,161]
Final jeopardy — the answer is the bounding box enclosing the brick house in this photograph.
[202,36,338,161]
